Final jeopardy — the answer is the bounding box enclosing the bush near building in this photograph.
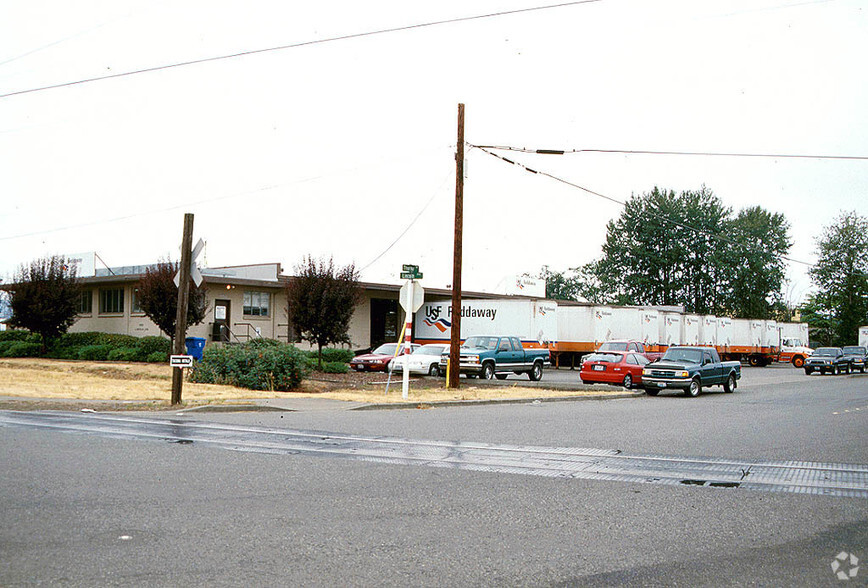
[0,330,172,362]
[190,339,310,391]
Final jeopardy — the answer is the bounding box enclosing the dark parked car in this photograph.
[842,346,867,374]
[804,347,850,375]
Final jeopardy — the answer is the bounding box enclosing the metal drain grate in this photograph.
[2,411,866,498]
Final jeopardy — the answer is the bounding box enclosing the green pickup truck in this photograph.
[642,346,741,397]
[439,335,551,381]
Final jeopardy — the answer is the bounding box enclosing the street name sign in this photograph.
[170,355,194,368]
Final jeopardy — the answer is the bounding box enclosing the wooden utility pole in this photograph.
[171,213,194,405]
[448,104,465,390]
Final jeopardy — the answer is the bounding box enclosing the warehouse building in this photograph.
[69,259,513,352]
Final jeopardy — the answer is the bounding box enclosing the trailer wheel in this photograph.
[792,356,805,368]
[749,356,760,367]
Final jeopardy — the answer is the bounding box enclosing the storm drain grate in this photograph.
[2,411,866,499]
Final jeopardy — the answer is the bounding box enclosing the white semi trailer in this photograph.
[414,298,808,368]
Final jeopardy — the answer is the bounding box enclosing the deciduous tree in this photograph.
[7,255,81,350]
[137,260,208,338]
[286,256,362,368]
[572,186,792,317]
[806,211,868,345]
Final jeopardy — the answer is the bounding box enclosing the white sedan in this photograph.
[388,344,449,376]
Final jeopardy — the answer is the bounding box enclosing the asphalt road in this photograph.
[1,367,866,586]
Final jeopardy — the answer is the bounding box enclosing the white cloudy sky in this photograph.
[2,0,866,305]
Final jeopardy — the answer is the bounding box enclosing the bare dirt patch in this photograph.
[0,358,628,410]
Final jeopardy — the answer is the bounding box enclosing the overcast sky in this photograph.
[2,0,866,305]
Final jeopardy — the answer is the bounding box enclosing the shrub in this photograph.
[136,336,172,357]
[319,361,349,374]
[107,347,143,362]
[2,341,42,357]
[77,345,111,361]
[0,330,36,343]
[319,347,354,364]
[146,351,169,363]
[97,333,139,348]
[190,341,309,391]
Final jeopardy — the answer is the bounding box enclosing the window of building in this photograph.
[132,287,143,314]
[77,290,93,314]
[243,291,270,317]
[100,288,124,314]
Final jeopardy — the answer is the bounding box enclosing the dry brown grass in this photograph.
[0,358,629,406]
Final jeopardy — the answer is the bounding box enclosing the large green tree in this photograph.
[722,206,791,319]
[7,255,81,350]
[593,186,731,313]
[285,256,362,368]
[561,186,792,317]
[806,211,868,346]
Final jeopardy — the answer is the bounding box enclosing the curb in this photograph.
[351,391,644,411]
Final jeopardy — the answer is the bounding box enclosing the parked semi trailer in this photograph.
[413,299,808,368]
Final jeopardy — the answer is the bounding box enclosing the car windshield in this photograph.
[415,345,447,356]
[815,348,839,356]
[598,342,628,351]
[372,344,398,355]
[843,346,865,355]
[463,336,498,350]
[585,353,622,363]
[662,348,702,363]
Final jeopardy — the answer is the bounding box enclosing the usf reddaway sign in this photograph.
[415,299,557,346]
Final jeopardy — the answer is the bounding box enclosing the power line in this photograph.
[472,144,868,161]
[472,145,815,268]
[1,0,604,100]
[358,170,452,273]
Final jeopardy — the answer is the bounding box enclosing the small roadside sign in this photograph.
[170,355,194,368]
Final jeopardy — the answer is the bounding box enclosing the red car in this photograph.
[349,343,419,372]
[580,351,649,389]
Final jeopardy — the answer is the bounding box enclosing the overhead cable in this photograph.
[472,145,815,268]
[472,144,868,161]
[1,0,604,100]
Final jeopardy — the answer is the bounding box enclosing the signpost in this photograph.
[398,265,424,400]
[171,214,196,405]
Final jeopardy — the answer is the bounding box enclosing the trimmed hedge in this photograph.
[107,347,143,362]
[320,361,349,374]
[1,341,42,357]
[0,330,39,343]
[77,345,112,361]
[190,341,309,391]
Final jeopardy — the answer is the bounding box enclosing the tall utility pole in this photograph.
[171,213,194,405]
[448,104,465,390]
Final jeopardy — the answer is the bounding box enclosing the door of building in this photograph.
[213,299,231,342]
[370,298,398,350]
